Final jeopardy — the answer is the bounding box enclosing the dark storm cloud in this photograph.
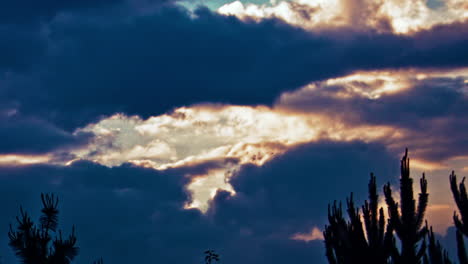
[0,141,397,264]
[0,0,175,25]
[278,76,468,161]
[0,6,466,130]
[0,108,92,154]
[0,25,48,72]
[210,141,398,236]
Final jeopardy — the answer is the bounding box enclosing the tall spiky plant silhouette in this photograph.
[423,222,452,264]
[383,149,428,264]
[323,174,393,264]
[450,171,468,264]
[8,193,79,264]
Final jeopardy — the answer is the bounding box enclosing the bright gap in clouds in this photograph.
[217,0,468,33]
[0,154,51,165]
[60,67,467,214]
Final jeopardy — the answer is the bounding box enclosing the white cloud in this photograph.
[218,0,467,33]
[31,68,465,213]
[0,154,52,166]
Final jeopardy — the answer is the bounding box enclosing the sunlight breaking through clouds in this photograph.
[218,0,468,33]
[0,154,51,166]
[29,68,467,213]
[72,104,398,211]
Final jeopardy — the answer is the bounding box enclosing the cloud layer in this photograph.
[0,0,466,263]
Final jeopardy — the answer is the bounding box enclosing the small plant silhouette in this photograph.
[8,193,79,264]
[204,250,220,264]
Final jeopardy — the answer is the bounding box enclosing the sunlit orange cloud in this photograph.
[217,0,467,34]
[0,154,51,166]
[72,104,401,210]
[291,226,324,242]
[67,68,466,213]
[278,68,468,105]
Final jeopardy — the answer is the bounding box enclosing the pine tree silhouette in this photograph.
[323,174,393,263]
[424,222,452,264]
[450,171,468,264]
[383,149,428,264]
[8,193,79,264]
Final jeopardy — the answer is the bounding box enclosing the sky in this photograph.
[0,0,467,263]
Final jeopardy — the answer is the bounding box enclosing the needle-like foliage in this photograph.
[450,171,468,264]
[424,223,452,264]
[324,174,393,264]
[8,193,79,264]
[383,149,428,264]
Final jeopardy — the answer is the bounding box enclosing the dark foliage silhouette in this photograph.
[383,149,428,264]
[450,171,468,264]
[204,250,220,264]
[424,223,452,264]
[324,174,393,263]
[324,149,456,264]
[8,193,79,264]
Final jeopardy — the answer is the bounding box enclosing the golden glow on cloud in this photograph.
[2,68,461,215]
[278,68,468,106]
[0,154,51,166]
[75,105,320,169]
[426,204,454,235]
[184,168,236,211]
[410,159,448,171]
[218,0,468,33]
[291,226,324,241]
[73,102,401,210]
[65,68,466,212]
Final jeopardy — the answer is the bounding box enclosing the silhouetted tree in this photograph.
[424,223,452,264]
[383,149,428,264]
[8,193,79,264]
[323,174,393,264]
[450,171,468,264]
[204,250,220,264]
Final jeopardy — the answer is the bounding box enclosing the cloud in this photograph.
[0,0,175,25]
[291,226,324,242]
[277,68,468,161]
[209,141,398,234]
[0,25,48,72]
[0,6,466,131]
[3,68,465,212]
[65,104,399,210]
[0,141,398,264]
[218,0,468,33]
[0,108,92,155]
